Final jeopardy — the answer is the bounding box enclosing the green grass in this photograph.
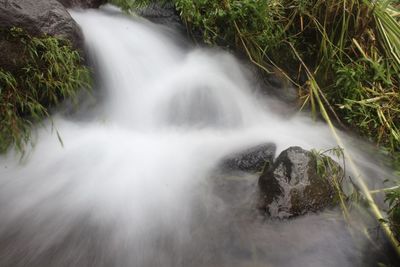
[0,27,91,153]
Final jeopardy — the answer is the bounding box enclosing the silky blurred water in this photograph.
[0,6,397,267]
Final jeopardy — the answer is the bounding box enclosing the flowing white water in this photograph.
[0,6,397,267]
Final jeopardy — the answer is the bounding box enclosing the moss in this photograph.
[0,27,91,153]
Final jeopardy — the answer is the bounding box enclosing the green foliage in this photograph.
[0,27,91,153]
[283,0,400,153]
[334,55,400,150]
[311,146,345,180]
[310,147,352,218]
[175,0,294,72]
[177,0,284,46]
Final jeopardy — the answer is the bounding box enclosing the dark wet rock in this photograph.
[58,0,106,8]
[0,0,84,50]
[258,146,342,218]
[138,2,185,32]
[220,143,276,173]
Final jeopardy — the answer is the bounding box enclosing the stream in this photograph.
[0,6,398,267]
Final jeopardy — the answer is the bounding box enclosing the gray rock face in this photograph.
[220,143,276,173]
[138,2,185,32]
[0,0,83,50]
[58,0,106,8]
[258,146,342,218]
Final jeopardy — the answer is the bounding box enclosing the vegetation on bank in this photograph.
[0,27,90,153]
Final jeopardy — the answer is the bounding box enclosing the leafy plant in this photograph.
[310,147,354,219]
[0,27,91,153]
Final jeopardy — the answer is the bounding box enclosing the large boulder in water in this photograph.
[258,146,343,218]
[0,0,84,50]
[58,0,106,8]
[219,143,276,173]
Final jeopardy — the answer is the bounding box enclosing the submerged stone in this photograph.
[219,143,276,173]
[258,146,343,218]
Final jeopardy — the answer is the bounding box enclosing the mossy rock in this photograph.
[258,146,343,218]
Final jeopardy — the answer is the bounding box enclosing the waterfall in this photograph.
[0,6,395,267]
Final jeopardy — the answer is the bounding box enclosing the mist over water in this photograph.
[0,6,396,267]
